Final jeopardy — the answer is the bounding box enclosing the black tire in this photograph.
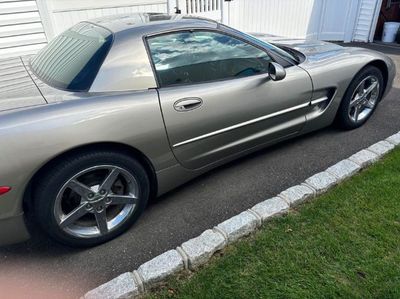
[336,66,384,130]
[33,151,150,247]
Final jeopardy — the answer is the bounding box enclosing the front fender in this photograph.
[300,46,395,133]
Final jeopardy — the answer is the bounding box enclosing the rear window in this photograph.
[30,22,113,92]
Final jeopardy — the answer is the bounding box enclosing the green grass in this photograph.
[150,148,400,299]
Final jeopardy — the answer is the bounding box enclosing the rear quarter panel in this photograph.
[0,90,174,218]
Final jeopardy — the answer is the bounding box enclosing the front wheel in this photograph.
[336,66,384,130]
[33,151,150,247]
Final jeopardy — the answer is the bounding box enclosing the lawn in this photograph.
[150,148,400,299]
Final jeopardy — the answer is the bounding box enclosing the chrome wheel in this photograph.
[54,165,139,238]
[348,75,380,123]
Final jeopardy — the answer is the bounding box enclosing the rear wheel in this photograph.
[33,151,150,247]
[336,66,384,130]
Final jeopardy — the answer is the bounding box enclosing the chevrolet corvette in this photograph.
[0,13,395,247]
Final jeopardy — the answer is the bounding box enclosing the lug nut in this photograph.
[88,193,94,198]
[86,203,92,209]
[100,190,106,195]
[97,206,103,212]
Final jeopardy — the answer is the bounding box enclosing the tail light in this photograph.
[0,186,11,196]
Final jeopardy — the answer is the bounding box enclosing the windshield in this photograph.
[220,25,299,63]
[30,22,113,92]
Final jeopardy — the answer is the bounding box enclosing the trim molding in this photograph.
[173,102,310,148]
[310,96,329,106]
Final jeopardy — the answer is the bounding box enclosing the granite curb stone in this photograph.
[137,249,184,286]
[251,197,289,220]
[84,272,140,299]
[386,132,400,146]
[349,149,379,167]
[368,140,395,156]
[326,159,361,181]
[279,184,315,206]
[181,229,226,269]
[216,211,259,243]
[305,171,338,194]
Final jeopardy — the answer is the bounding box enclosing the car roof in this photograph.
[89,13,219,35]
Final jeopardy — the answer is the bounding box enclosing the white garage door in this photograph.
[0,0,47,58]
[316,0,360,41]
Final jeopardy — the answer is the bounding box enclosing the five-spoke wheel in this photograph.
[337,66,384,129]
[55,165,139,238]
[348,75,380,124]
[33,151,149,247]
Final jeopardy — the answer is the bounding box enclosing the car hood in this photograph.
[251,33,345,62]
[0,56,80,113]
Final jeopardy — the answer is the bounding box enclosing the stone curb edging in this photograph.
[83,131,400,299]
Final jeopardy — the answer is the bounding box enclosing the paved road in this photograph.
[1,43,399,299]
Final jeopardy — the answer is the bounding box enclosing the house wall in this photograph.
[46,0,168,37]
[223,0,368,42]
[225,0,317,39]
[0,0,384,59]
[0,0,48,58]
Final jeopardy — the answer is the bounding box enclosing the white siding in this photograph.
[219,0,379,42]
[225,0,316,39]
[48,0,168,35]
[0,0,47,58]
[353,0,381,42]
[0,0,383,59]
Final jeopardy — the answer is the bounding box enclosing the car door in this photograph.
[147,30,313,170]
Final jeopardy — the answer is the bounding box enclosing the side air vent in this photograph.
[306,88,337,121]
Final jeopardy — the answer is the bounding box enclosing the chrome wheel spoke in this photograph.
[108,194,137,205]
[353,106,360,122]
[95,208,108,234]
[60,204,88,228]
[67,180,93,198]
[364,80,378,97]
[364,99,375,109]
[348,75,380,123]
[350,95,361,107]
[99,168,120,192]
[357,80,366,96]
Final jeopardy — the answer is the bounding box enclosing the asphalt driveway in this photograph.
[1,43,399,299]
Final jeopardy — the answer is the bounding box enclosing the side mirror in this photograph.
[268,62,286,81]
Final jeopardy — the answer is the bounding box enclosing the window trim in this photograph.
[143,27,289,89]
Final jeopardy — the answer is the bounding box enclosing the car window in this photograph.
[30,22,113,92]
[219,25,299,64]
[147,31,272,87]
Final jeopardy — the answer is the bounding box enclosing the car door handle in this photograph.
[173,98,203,112]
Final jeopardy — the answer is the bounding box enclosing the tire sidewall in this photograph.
[33,151,150,247]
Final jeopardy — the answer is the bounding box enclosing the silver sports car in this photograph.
[0,13,395,247]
